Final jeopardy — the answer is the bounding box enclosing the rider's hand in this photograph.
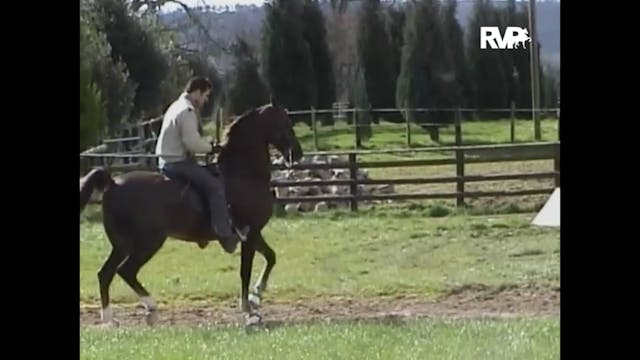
[209,141,221,154]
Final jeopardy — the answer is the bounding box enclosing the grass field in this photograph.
[80,206,559,359]
[83,118,560,358]
[80,206,559,305]
[81,317,559,360]
[205,117,559,152]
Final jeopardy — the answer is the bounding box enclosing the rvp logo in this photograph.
[480,27,531,49]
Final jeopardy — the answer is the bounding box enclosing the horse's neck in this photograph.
[219,143,271,181]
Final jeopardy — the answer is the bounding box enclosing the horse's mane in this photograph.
[220,104,269,147]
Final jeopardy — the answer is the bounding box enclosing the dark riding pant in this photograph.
[161,160,235,238]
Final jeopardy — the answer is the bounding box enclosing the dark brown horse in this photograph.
[79,100,303,326]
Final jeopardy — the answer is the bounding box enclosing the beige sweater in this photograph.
[155,93,212,167]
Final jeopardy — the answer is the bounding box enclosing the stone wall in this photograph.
[271,154,395,213]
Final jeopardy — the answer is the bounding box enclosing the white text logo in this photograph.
[480,27,531,49]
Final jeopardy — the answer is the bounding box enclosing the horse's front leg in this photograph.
[249,231,276,306]
[239,234,256,314]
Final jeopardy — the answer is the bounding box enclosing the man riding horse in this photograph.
[80,77,303,326]
[154,76,249,253]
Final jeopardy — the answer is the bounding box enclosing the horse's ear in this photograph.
[270,94,279,107]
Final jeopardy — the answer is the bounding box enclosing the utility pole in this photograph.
[528,0,541,140]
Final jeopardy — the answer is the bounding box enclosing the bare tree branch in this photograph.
[128,0,230,54]
[164,0,231,54]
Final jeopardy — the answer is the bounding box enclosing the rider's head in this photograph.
[185,76,212,108]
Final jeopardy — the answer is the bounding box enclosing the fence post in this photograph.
[137,123,146,167]
[405,108,411,147]
[455,109,465,207]
[353,108,361,149]
[557,99,560,141]
[553,142,560,188]
[349,153,358,212]
[510,101,516,143]
[216,107,222,144]
[311,106,318,151]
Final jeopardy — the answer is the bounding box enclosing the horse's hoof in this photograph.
[248,293,261,309]
[245,311,263,328]
[240,298,251,313]
[145,310,159,326]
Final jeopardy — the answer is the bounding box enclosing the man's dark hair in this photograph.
[185,76,212,93]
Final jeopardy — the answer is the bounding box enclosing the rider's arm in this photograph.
[179,109,213,154]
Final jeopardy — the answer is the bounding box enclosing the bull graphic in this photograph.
[508,28,531,49]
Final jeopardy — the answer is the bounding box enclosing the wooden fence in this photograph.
[80,103,560,211]
[83,105,560,163]
[80,141,560,211]
[268,142,559,211]
[286,104,560,149]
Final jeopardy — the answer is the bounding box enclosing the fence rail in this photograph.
[286,104,559,149]
[80,141,560,211]
[85,105,560,160]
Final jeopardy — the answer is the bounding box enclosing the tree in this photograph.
[466,0,508,119]
[352,66,372,145]
[79,69,106,152]
[385,2,406,81]
[93,0,170,119]
[396,0,429,122]
[356,0,396,123]
[397,0,457,133]
[227,37,270,116]
[442,0,472,113]
[82,0,137,136]
[262,0,315,115]
[80,20,106,151]
[302,0,336,125]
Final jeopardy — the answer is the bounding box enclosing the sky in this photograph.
[160,0,560,13]
[161,0,266,12]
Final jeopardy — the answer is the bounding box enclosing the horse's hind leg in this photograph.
[117,233,166,326]
[248,232,276,308]
[98,217,130,326]
[98,247,128,326]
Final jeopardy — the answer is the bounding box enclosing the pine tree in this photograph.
[93,0,170,118]
[81,0,136,136]
[385,2,406,88]
[397,0,457,132]
[356,0,396,123]
[302,0,336,110]
[352,66,372,145]
[442,0,471,113]
[227,37,270,116]
[80,19,106,151]
[396,0,430,123]
[262,0,315,115]
[385,2,407,123]
[466,0,508,119]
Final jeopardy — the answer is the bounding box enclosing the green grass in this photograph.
[80,207,559,306]
[204,117,559,152]
[84,115,559,359]
[81,317,559,360]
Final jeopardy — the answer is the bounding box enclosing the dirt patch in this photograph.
[80,284,559,328]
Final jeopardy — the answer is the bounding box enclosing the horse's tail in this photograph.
[80,167,114,214]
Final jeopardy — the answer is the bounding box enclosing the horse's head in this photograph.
[259,95,303,167]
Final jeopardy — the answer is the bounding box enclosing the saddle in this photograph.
[160,164,223,216]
